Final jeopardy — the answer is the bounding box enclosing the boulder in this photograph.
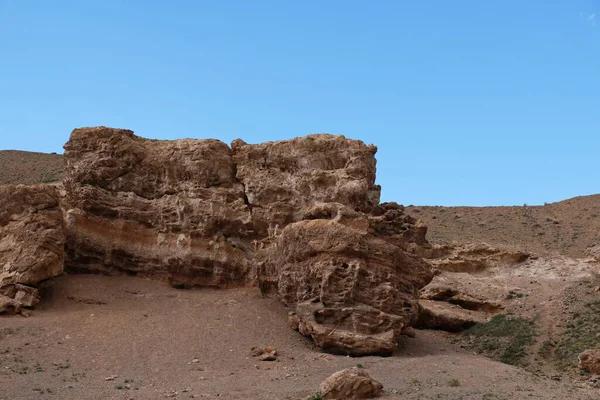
[63,127,254,287]
[0,184,64,313]
[579,350,600,374]
[319,367,383,400]
[257,219,433,356]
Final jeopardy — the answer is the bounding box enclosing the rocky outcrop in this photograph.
[52,127,433,355]
[425,243,529,273]
[257,219,432,356]
[230,135,432,355]
[319,367,383,400]
[63,127,254,287]
[420,274,504,313]
[0,184,64,314]
[416,299,489,332]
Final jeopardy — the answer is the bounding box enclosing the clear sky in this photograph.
[1,1,598,206]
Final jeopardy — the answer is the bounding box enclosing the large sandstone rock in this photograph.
[257,219,433,356]
[319,367,383,400]
[0,184,64,313]
[63,127,254,287]
[60,127,433,354]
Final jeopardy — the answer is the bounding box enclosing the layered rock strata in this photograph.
[3,127,434,356]
[0,184,64,314]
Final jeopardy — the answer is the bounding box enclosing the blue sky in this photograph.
[1,1,598,206]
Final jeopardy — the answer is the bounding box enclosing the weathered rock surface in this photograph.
[231,135,381,230]
[416,299,489,332]
[29,126,433,355]
[0,184,64,313]
[257,219,433,356]
[63,127,254,287]
[426,243,529,273]
[319,367,383,400]
[579,350,600,374]
[420,274,504,313]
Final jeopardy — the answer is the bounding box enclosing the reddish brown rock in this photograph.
[61,127,434,354]
[257,219,433,356]
[0,184,64,313]
[63,127,254,287]
[319,367,383,400]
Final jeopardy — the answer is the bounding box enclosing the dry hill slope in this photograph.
[407,195,600,258]
[0,150,64,185]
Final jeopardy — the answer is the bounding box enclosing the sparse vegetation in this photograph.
[307,392,323,400]
[40,173,60,183]
[506,290,527,299]
[461,314,536,365]
[447,378,461,387]
[555,299,600,370]
[356,363,364,368]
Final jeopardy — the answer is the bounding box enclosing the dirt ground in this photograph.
[0,275,597,400]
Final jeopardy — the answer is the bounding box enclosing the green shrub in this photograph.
[462,314,536,365]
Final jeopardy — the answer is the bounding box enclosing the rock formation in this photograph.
[425,243,529,273]
[258,218,432,355]
[0,184,64,314]
[62,127,254,288]
[3,126,434,356]
[416,299,488,332]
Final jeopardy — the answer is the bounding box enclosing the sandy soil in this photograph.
[1,275,597,400]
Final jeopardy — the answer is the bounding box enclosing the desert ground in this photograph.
[1,149,600,399]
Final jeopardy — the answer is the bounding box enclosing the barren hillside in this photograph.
[0,150,64,185]
[407,195,600,258]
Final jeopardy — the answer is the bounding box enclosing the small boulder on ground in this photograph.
[579,350,600,374]
[318,367,382,400]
